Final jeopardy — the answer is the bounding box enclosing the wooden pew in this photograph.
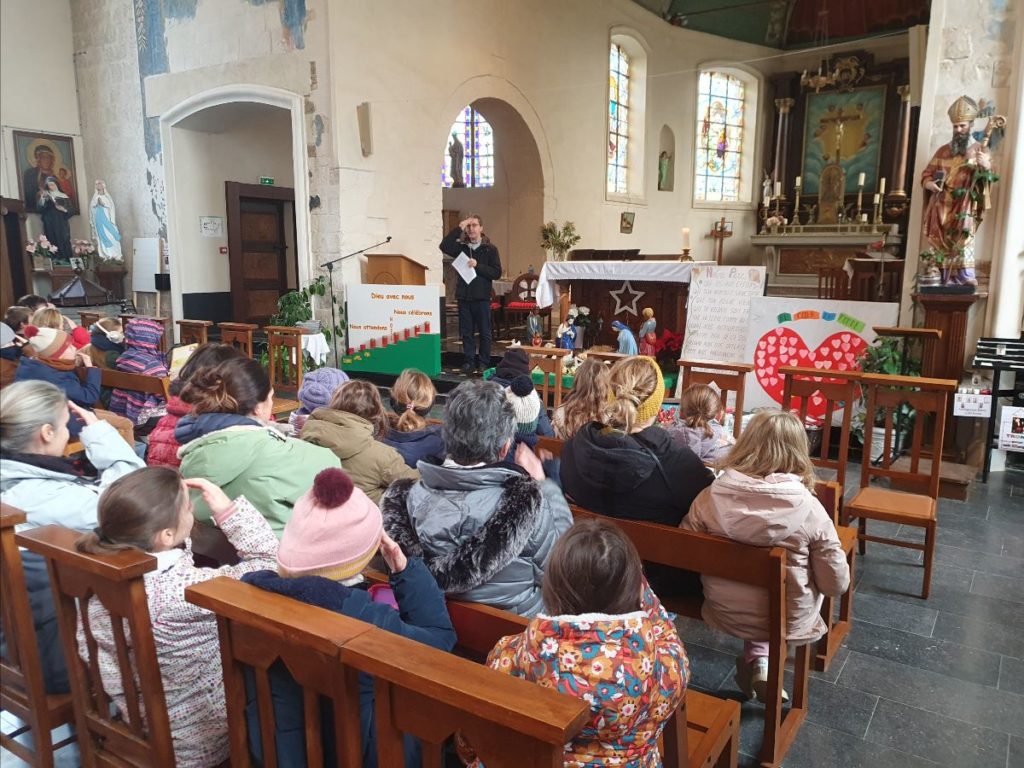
[185,576,591,767]
[217,322,259,358]
[570,505,806,768]
[101,368,171,401]
[0,506,76,766]
[176,319,213,346]
[16,525,176,767]
[441,592,740,768]
[119,314,172,354]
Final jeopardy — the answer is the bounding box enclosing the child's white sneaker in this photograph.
[750,657,790,703]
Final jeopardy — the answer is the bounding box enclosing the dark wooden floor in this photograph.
[679,467,1024,768]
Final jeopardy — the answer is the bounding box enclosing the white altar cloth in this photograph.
[535,260,714,308]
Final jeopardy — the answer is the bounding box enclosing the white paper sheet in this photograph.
[452,252,477,284]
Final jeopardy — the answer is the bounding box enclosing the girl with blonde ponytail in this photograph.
[560,356,713,526]
[383,369,446,467]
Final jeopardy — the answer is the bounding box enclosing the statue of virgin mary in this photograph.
[90,179,123,263]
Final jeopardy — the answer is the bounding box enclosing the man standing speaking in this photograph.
[440,215,501,373]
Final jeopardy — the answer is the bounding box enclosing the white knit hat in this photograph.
[505,375,541,436]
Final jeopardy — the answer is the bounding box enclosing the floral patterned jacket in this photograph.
[480,585,689,768]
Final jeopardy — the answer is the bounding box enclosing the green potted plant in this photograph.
[263,276,345,373]
[852,336,922,460]
[540,221,582,262]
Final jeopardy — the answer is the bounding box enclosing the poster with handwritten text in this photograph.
[681,265,766,364]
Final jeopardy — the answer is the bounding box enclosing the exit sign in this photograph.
[259,176,275,186]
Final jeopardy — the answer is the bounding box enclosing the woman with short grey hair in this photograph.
[0,379,144,695]
[383,379,572,616]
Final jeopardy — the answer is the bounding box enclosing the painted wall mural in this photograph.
[800,85,886,196]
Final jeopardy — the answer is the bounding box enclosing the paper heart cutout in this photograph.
[754,327,868,418]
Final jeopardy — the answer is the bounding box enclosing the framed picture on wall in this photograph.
[620,211,636,234]
[800,85,886,196]
[12,130,80,215]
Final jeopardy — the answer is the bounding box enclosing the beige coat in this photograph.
[301,408,418,503]
[681,469,849,643]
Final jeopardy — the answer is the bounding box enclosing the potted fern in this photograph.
[852,336,921,460]
[540,221,582,262]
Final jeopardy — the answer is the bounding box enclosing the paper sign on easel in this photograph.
[998,406,1024,452]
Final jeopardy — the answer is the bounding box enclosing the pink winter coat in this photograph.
[681,469,849,643]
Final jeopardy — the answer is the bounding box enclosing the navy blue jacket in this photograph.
[14,357,101,438]
[242,557,456,767]
[382,424,445,469]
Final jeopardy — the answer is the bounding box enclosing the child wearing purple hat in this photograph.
[288,366,349,433]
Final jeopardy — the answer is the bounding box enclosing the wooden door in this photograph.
[1,198,30,310]
[226,182,296,325]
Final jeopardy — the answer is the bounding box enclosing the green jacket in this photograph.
[178,425,340,537]
[301,409,418,504]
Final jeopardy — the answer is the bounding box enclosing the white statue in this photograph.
[90,179,123,263]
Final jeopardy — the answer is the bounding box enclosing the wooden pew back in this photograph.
[0,506,76,765]
[16,525,175,767]
[101,368,171,401]
[677,359,754,439]
[185,576,590,768]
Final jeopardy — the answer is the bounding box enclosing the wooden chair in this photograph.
[78,310,102,329]
[217,321,259,358]
[101,368,171,402]
[817,268,850,300]
[535,435,565,459]
[677,359,755,439]
[0,506,76,767]
[119,315,172,354]
[810,482,857,673]
[570,505,810,768]
[843,373,957,599]
[264,325,310,394]
[490,289,505,340]
[517,345,571,409]
[780,366,861,494]
[176,319,213,346]
[185,577,591,767]
[16,525,176,767]
[504,273,551,336]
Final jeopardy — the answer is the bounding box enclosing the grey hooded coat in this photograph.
[381,462,572,617]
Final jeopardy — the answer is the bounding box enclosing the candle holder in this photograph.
[855,182,864,221]
[793,185,802,225]
[680,248,693,262]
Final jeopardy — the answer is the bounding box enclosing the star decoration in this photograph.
[610,281,644,316]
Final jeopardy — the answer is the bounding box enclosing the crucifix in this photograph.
[710,217,732,265]
[818,108,861,163]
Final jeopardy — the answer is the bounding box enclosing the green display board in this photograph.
[341,333,441,377]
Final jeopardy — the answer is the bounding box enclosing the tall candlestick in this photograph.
[857,172,866,186]
[879,177,886,195]
[774,181,782,196]
[681,227,691,249]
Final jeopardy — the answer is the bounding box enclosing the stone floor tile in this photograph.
[970,571,1024,605]
[933,542,1024,579]
[805,677,878,738]
[781,720,943,768]
[931,611,1024,660]
[850,591,938,636]
[998,656,1024,696]
[864,698,1009,768]
[837,651,1024,738]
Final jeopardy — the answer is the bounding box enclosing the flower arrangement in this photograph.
[566,304,591,328]
[26,234,59,269]
[71,239,97,270]
[540,221,582,261]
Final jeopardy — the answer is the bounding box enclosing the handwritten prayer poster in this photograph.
[681,265,766,364]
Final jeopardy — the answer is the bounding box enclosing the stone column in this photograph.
[890,86,912,197]
[776,98,796,198]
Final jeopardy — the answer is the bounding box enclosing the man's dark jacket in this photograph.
[439,227,502,301]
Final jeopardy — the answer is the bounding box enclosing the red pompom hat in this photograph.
[276,468,383,581]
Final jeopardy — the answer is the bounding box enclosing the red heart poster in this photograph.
[743,297,899,418]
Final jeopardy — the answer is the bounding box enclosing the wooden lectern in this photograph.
[364,254,426,285]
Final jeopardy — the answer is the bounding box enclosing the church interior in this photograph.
[0,0,1022,766]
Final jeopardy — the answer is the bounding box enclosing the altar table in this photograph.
[535,260,714,346]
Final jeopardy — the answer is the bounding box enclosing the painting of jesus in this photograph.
[800,85,886,196]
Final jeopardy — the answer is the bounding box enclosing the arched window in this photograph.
[608,43,630,196]
[693,67,759,205]
[441,106,494,188]
[694,71,746,202]
[607,31,648,201]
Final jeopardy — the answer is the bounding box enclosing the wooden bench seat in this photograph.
[185,576,591,767]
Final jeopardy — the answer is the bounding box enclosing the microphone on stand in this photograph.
[321,236,393,364]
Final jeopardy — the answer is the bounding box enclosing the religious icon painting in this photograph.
[620,211,636,234]
[800,85,886,196]
[13,130,80,215]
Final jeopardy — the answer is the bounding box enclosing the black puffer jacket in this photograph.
[439,227,502,301]
[560,423,714,526]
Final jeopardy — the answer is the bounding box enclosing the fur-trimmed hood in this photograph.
[381,462,572,617]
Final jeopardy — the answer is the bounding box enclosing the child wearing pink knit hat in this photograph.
[242,468,456,765]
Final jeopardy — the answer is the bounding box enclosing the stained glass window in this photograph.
[695,71,745,202]
[608,43,630,196]
[440,106,494,188]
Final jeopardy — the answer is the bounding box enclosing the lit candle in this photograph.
[795,176,802,188]
[879,177,886,195]
[681,228,691,249]
[774,181,782,196]
[858,172,866,187]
